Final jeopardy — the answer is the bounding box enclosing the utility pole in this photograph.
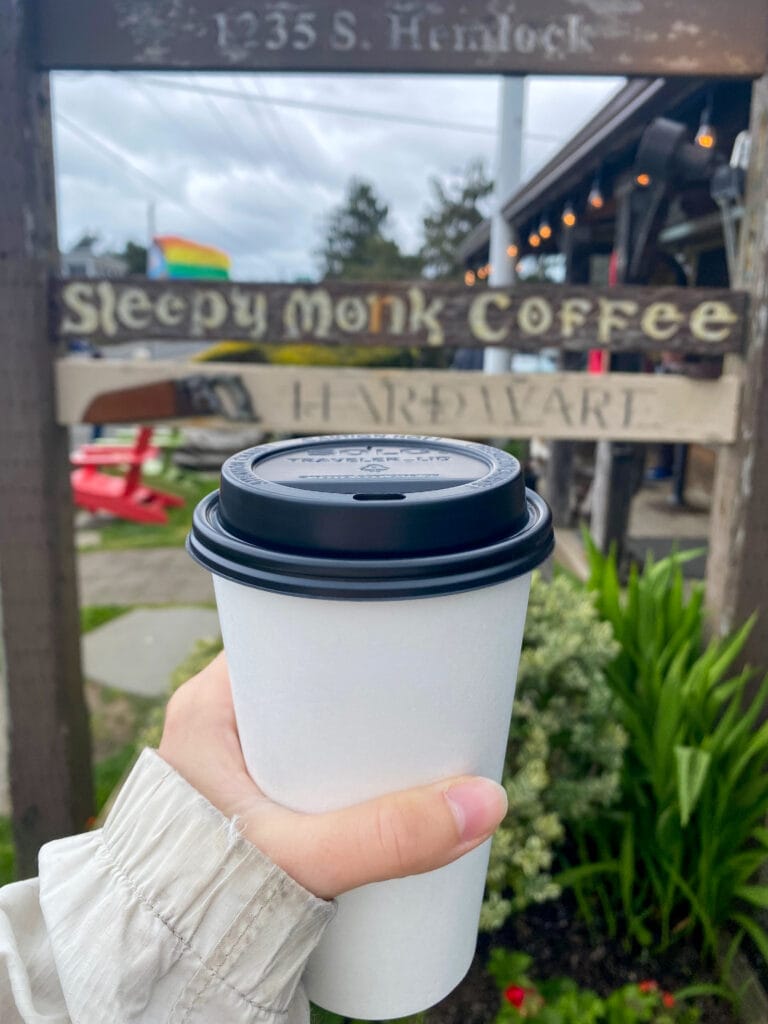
[147,200,157,250]
[484,76,525,374]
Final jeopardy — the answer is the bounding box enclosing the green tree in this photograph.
[319,178,421,281]
[420,159,493,279]
[121,240,147,276]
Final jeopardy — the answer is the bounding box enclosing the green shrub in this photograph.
[481,574,624,930]
[565,539,768,968]
[487,949,703,1024]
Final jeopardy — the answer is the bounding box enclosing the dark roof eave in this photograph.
[460,76,706,263]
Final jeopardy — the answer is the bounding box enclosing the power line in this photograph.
[137,75,563,142]
[56,112,254,251]
[195,74,274,171]
[239,75,310,177]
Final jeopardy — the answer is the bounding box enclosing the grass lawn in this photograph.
[0,820,13,888]
[86,471,218,551]
[80,604,130,633]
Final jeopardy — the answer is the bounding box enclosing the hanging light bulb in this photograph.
[539,216,552,241]
[506,243,519,259]
[588,176,605,210]
[695,88,717,150]
[528,230,541,248]
[465,269,476,286]
[635,172,652,188]
[561,202,577,228]
[696,111,716,149]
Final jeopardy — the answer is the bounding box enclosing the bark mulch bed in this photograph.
[426,896,736,1024]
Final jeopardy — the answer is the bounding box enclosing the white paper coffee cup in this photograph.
[188,435,553,1020]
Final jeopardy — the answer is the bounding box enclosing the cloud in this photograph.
[52,71,623,281]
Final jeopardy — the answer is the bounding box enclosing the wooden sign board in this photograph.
[55,360,741,443]
[35,0,768,77]
[54,278,748,356]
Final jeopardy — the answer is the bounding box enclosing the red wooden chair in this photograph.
[71,427,185,524]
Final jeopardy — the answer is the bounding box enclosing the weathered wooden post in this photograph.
[0,0,94,875]
[707,73,768,671]
[545,233,589,527]
[590,180,646,558]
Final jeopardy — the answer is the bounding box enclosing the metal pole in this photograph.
[147,200,157,249]
[484,76,525,374]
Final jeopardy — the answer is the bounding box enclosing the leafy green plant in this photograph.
[487,949,703,1024]
[565,538,768,968]
[481,574,625,930]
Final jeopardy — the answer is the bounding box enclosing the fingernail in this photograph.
[445,779,508,842]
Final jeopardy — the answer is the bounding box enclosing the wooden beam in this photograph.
[55,360,742,444]
[707,72,768,670]
[33,0,768,77]
[590,178,663,560]
[0,1,94,875]
[52,277,749,355]
[545,240,587,528]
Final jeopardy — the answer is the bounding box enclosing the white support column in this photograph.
[484,76,525,374]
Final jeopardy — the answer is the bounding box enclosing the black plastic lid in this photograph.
[187,435,554,600]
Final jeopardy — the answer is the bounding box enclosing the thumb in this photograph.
[242,776,508,900]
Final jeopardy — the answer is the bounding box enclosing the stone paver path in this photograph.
[78,548,214,606]
[82,607,221,697]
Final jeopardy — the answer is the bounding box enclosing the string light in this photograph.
[465,269,476,286]
[539,216,552,241]
[477,264,490,280]
[528,230,541,248]
[515,261,525,275]
[561,202,577,228]
[696,112,716,149]
[506,243,519,259]
[635,172,652,187]
[588,176,605,210]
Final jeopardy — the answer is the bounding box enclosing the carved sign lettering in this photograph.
[55,360,742,444]
[36,0,768,77]
[54,278,747,355]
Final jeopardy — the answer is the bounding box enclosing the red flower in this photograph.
[505,985,527,1008]
[662,992,676,1008]
[638,980,659,993]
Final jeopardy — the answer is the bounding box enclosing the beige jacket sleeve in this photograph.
[0,749,336,1024]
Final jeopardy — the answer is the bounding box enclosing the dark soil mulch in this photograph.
[426,896,737,1024]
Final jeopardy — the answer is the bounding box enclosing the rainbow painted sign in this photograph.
[147,235,231,281]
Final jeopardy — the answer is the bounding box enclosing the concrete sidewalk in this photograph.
[78,548,214,606]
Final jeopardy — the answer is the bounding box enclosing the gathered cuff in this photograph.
[101,748,335,1014]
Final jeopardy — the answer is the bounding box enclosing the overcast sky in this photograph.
[51,72,623,281]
